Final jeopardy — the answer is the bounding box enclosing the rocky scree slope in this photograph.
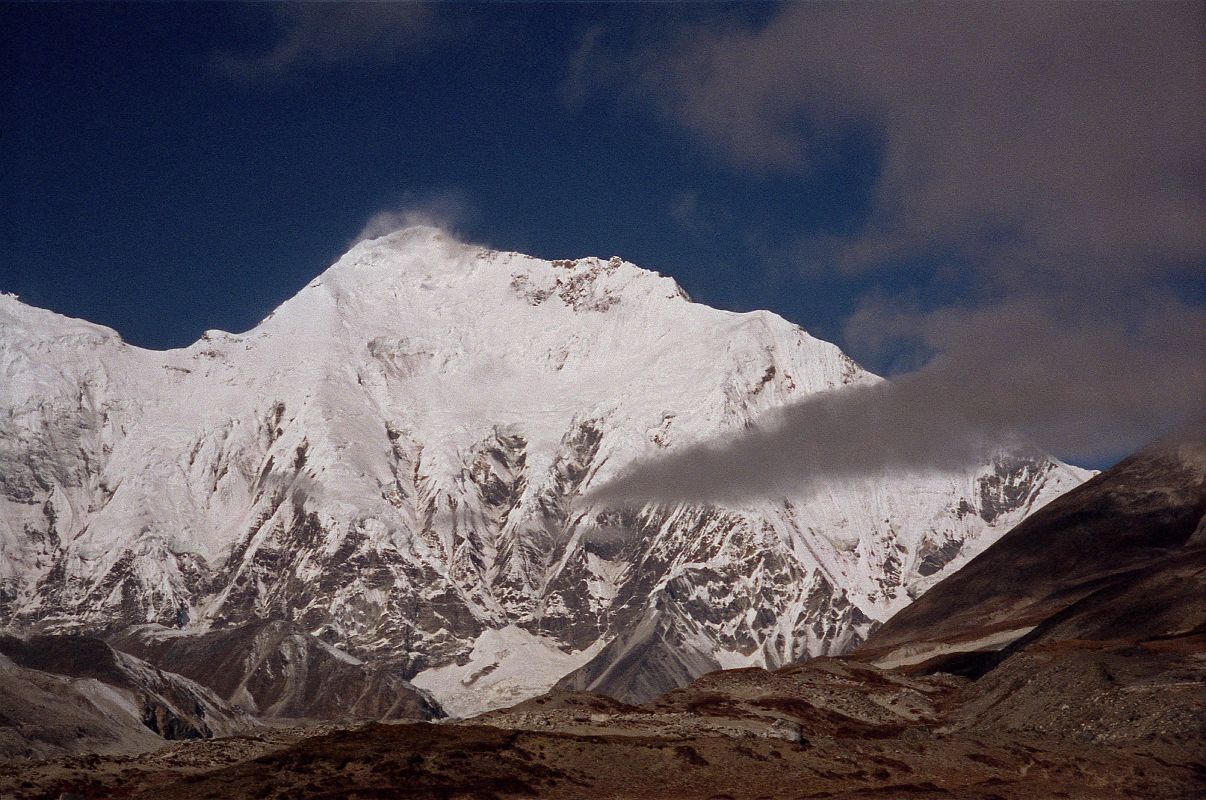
[110,619,442,720]
[0,226,1090,713]
[0,633,255,760]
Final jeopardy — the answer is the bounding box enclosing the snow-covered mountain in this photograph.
[0,226,1091,714]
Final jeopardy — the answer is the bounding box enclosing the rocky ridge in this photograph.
[0,633,255,760]
[109,619,442,721]
[856,427,1206,673]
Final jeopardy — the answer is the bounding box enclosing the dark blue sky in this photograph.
[1,3,890,356]
[2,2,1203,469]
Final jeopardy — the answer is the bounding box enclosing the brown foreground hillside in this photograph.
[1,639,1202,800]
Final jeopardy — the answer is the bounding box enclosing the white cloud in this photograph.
[215,4,439,78]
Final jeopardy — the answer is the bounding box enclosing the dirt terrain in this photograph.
[1,637,1201,800]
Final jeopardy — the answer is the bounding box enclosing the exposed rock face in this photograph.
[0,227,1090,713]
[109,620,442,720]
[857,427,1206,672]
[0,634,255,760]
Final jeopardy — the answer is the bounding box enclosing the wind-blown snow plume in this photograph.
[352,190,476,246]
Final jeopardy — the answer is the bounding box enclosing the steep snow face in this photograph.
[0,228,1092,714]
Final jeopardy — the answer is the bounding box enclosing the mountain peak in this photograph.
[260,229,696,350]
[0,238,1092,717]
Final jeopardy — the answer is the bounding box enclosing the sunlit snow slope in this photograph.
[0,227,1091,713]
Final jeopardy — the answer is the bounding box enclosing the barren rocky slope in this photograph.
[109,620,442,720]
[0,634,255,761]
[3,645,1200,799]
[855,427,1206,673]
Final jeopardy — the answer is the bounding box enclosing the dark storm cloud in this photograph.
[583,1,1206,503]
[214,3,439,78]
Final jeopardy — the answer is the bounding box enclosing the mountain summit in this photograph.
[0,228,1090,714]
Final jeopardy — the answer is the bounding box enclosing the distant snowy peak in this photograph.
[0,229,1092,716]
